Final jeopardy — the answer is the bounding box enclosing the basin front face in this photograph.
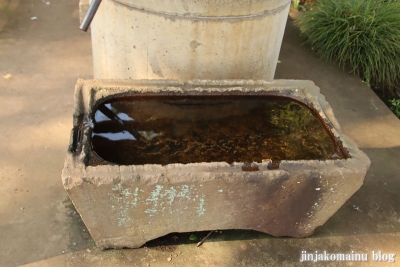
[62,79,370,249]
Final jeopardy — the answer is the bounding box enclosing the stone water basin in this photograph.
[62,79,370,249]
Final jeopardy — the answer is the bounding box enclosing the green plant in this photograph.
[293,0,301,9]
[295,0,400,95]
[389,99,400,117]
[293,0,314,10]
[189,234,198,241]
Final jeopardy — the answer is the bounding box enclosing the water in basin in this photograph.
[88,95,347,166]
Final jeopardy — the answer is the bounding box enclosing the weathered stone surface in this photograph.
[84,0,290,81]
[62,79,370,249]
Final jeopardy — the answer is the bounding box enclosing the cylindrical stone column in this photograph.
[88,0,291,81]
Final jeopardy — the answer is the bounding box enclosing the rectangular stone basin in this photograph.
[62,79,370,249]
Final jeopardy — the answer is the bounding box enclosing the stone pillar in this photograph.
[82,0,290,81]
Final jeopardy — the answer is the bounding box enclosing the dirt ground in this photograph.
[1,1,400,267]
[0,0,93,266]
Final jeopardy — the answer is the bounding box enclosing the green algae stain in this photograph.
[109,184,207,226]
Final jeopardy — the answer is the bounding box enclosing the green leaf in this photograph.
[294,0,400,96]
[189,234,198,241]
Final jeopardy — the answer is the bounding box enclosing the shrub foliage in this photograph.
[295,0,400,95]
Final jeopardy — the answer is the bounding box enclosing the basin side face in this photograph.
[62,79,371,249]
[89,0,290,81]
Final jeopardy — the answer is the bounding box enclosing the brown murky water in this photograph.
[87,95,346,166]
